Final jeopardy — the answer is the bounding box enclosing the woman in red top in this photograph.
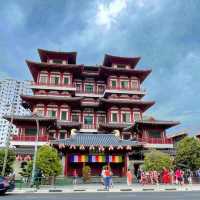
[162,168,170,184]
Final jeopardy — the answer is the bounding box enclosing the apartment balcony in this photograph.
[30,81,76,91]
[11,135,49,146]
[103,86,146,97]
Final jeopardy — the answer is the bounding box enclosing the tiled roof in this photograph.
[51,133,141,147]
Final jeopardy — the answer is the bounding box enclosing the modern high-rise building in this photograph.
[0,79,31,147]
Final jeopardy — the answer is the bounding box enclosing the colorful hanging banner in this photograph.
[70,155,123,163]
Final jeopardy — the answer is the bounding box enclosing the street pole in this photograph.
[31,117,39,185]
[1,105,14,176]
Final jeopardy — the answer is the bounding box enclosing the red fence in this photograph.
[12,135,49,142]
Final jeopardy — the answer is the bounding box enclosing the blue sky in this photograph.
[0,0,200,134]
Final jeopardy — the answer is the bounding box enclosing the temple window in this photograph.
[76,83,82,92]
[85,84,94,93]
[122,112,131,123]
[25,128,37,135]
[50,75,60,85]
[117,64,126,69]
[133,112,141,121]
[131,80,138,90]
[120,80,129,89]
[97,85,105,93]
[63,76,70,85]
[72,114,80,122]
[39,75,48,84]
[48,110,57,117]
[97,115,106,124]
[148,130,161,138]
[60,110,68,121]
[52,59,63,64]
[84,115,93,125]
[110,80,117,88]
[111,112,118,123]
[35,109,44,116]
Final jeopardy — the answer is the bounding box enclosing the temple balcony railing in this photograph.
[12,135,49,142]
[30,81,76,91]
[103,86,146,96]
[137,137,173,144]
[81,124,97,130]
[75,89,104,97]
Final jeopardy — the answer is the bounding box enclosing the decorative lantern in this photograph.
[89,145,95,150]
[98,145,105,152]
[109,145,114,150]
[79,144,85,150]
[117,145,123,150]
[126,145,131,150]
[69,144,76,149]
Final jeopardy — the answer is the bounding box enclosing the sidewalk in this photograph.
[9,183,200,194]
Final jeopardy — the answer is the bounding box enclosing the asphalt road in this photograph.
[1,192,200,200]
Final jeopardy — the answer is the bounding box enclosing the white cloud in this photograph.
[95,0,129,30]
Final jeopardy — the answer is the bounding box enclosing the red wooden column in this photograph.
[47,71,51,85]
[124,153,128,176]
[64,154,68,176]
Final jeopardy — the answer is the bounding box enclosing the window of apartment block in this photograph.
[121,80,129,89]
[84,115,93,125]
[72,114,80,122]
[111,80,117,88]
[111,112,118,123]
[48,110,57,117]
[61,111,68,120]
[51,76,60,85]
[122,112,130,123]
[133,112,141,121]
[97,115,105,124]
[85,84,93,93]
[131,80,138,90]
[39,75,48,84]
[63,76,69,85]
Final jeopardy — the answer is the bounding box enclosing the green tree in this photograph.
[0,148,15,176]
[175,137,200,170]
[82,165,91,183]
[36,145,62,177]
[143,149,173,172]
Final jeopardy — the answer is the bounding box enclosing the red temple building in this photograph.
[5,49,179,176]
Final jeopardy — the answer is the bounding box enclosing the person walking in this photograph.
[73,169,78,185]
[126,169,133,186]
[101,167,106,186]
[104,166,111,191]
[175,168,182,185]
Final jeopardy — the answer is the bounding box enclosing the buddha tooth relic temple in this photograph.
[4,49,179,176]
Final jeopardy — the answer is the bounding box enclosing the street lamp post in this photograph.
[31,116,39,186]
[1,105,14,176]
